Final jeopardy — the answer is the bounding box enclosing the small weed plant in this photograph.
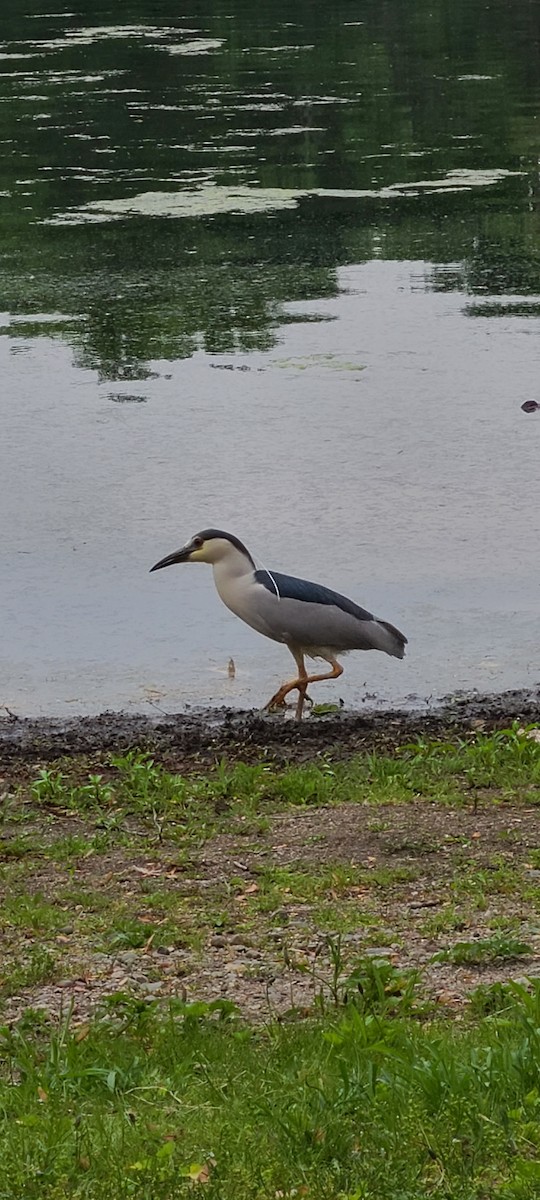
[434,934,533,966]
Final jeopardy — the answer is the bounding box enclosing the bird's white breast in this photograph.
[211,560,284,642]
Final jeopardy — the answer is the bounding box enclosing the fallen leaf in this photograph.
[236,882,259,901]
[37,1087,48,1102]
[185,1157,216,1185]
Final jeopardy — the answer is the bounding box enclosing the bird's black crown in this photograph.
[195,529,255,565]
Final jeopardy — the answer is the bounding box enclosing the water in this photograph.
[1,0,539,715]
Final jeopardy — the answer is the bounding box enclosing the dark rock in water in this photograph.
[521,400,539,413]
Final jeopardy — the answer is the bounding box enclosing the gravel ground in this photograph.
[2,795,540,1024]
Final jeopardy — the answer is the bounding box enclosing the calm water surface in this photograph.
[1,0,539,714]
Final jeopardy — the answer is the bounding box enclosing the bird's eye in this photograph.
[192,536,203,549]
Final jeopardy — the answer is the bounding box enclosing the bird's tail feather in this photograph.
[376,618,407,659]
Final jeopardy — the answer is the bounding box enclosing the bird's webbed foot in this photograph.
[263,682,312,715]
[263,687,290,712]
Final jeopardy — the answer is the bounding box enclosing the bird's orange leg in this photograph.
[264,651,308,714]
[264,655,344,721]
[295,657,344,720]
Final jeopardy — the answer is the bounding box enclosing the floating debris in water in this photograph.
[29,25,174,50]
[42,170,524,225]
[162,38,226,55]
[108,393,147,403]
[457,74,499,81]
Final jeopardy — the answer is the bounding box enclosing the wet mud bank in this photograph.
[1,688,539,769]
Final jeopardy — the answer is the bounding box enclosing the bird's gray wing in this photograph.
[253,571,407,657]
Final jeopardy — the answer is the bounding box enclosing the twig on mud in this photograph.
[0,706,19,723]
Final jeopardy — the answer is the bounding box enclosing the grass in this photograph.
[433,934,533,966]
[2,980,540,1197]
[1,947,59,992]
[0,725,540,1194]
[25,721,540,828]
[1,726,540,978]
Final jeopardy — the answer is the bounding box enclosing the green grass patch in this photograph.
[0,892,66,935]
[23,723,540,838]
[0,726,540,1194]
[433,934,533,966]
[1,981,540,1197]
[1,946,58,993]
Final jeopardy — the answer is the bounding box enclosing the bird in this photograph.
[150,529,407,720]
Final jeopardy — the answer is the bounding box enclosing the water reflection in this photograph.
[0,0,539,712]
[0,0,538,377]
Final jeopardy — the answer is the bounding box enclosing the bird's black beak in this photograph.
[150,546,191,572]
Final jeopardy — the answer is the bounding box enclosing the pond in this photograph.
[1,0,539,715]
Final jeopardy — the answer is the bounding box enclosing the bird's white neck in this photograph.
[211,544,254,604]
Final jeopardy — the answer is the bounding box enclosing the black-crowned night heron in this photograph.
[150,529,407,720]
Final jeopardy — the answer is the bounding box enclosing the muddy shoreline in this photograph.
[1,688,539,768]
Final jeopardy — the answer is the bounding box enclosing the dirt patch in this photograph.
[199,801,540,872]
[1,687,539,772]
[2,797,540,1024]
